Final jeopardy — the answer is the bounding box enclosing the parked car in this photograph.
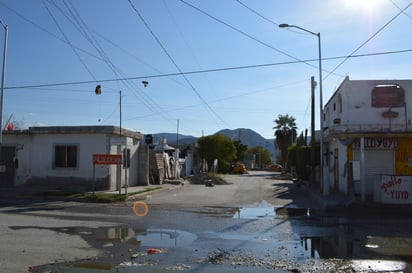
[232,163,248,174]
[269,164,283,172]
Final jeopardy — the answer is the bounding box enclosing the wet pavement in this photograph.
[1,171,412,272]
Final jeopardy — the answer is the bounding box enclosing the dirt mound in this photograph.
[187,173,230,185]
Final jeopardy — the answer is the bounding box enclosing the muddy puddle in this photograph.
[30,204,412,273]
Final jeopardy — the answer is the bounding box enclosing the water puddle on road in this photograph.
[230,201,312,219]
[27,208,412,273]
[234,206,312,219]
[135,228,197,247]
[92,227,197,248]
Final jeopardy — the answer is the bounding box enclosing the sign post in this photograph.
[92,154,123,195]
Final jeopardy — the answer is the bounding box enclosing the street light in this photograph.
[279,23,326,195]
[0,20,8,162]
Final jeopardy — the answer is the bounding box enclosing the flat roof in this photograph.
[4,125,143,139]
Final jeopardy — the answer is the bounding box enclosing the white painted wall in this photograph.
[324,77,412,197]
[4,130,141,190]
[325,78,412,133]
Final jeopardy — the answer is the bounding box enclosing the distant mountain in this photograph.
[216,128,277,161]
[151,128,277,161]
[150,132,197,145]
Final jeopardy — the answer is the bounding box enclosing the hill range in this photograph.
[150,128,277,161]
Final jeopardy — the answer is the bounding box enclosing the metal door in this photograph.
[0,146,15,187]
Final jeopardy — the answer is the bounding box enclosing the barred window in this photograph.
[55,145,78,168]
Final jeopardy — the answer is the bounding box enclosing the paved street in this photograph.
[0,171,311,273]
[0,171,411,273]
[140,171,318,208]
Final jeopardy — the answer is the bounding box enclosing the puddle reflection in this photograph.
[25,207,412,272]
[233,205,312,219]
[135,229,197,247]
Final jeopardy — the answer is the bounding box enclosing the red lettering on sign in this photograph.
[93,154,123,165]
[390,190,411,200]
[380,176,402,192]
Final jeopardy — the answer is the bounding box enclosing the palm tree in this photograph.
[273,114,297,166]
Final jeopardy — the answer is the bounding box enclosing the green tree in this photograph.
[233,140,248,162]
[296,131,306,147]
[197,134,236,172]
[247,146,272,168]
[273,114,297,167]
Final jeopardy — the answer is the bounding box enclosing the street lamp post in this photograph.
[279,23,326,195]
[0,20,8,162]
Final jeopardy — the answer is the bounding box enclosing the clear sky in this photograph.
[1,0,412,139]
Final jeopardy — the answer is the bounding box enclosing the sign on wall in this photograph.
[352,138,398,150]
[377,175,412,204]
[93,154,123,165]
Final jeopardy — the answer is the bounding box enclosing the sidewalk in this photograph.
[0,180,183,202]
[305,184,412,216]
[306,186,352,211]
[101,180,184,200]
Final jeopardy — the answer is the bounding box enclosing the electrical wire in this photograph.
[0,0,104,62]
[234,0,279,27]
[5,48,412,91]
[127,0,230,128]
[52,0,172,122]
[390,0,412,19]
[43,0,98,82]
[324,2,412,81]
[178,0,327,75]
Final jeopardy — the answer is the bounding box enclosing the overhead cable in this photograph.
[127,0,230,128]
[5,48,412,91]
[324,2,412,80]
[178,0,326,75]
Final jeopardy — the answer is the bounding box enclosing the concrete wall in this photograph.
[325,77,412,134]
[3,128,142,191]
[323,77,412,200]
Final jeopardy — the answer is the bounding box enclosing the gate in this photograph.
[0,146,15,187]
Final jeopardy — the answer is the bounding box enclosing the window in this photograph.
[371,84,405,108]
[55,145,78,168]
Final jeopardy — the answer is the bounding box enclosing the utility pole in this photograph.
[0,21,8,162]
[310,76,316,188]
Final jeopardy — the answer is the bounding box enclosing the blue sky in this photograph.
[1,0,412,139]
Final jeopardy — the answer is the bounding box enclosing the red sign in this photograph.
[93,154,122,165]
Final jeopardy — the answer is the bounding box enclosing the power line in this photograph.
[52,0,172,122]
[234,0,279,27]
[0,0,104,62]
[324,2,412,80]
[5,48,412,91]
[178,0,331,76]
[390,0,412,19]
[43,0,98,81]
[127,0,230,128]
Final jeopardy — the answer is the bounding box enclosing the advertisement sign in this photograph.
[377,175,412,204]
[93,154,122,165]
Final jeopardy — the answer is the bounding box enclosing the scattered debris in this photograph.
[147,248,167,254]
[165,263,192,271]
[205,180,215,187]
[194,248,360,272]
[127,248,148,262]
[187,173,230,185]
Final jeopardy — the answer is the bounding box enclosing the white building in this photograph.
[0,126,143,191]
[324,77,412,204]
